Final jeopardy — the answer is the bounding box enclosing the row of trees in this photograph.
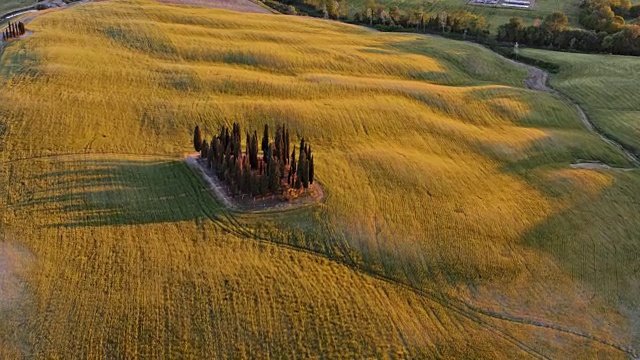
[271,0,639,56]
[497,11,640,55]
[193,123,315,197]
[2,21,26,41]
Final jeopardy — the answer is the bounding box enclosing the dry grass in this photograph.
[157,0,273,14]
[0,0,638,357]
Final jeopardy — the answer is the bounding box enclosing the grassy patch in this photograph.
[522,49,640,158]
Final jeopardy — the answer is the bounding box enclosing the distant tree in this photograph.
[497,17,526,42]
[193,125,202,151]
[543,11,569,34]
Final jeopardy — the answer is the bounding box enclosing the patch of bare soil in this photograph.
[156,0,274,14]
[186,154,324,212]
[0,240,31,312]
[570,161,637,171]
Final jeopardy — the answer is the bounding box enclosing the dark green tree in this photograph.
[193,125,202,152]
[268,157,281,193]
[250,131,259,170]
[262,124,269,155]
[309,155,314,184]
[289,146,296,186]
[200,140,209,159]
[284,127,290,164]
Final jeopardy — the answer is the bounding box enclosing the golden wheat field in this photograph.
[0,0,639,358]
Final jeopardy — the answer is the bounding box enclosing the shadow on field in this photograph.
[19,158,226,227]
[519,170,640,339]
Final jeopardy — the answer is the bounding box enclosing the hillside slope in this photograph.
[0,0,638,357]
[522,49,640,158]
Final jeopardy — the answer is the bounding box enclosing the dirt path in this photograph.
[185,154,324,213]
[498,54,640,169]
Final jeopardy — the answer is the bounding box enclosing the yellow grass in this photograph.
[0,0,638,357]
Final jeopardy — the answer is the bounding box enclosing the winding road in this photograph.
[499,52,639,169]
[0,2,638,358]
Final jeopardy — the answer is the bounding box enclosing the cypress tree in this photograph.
[259,172,269,196]
[275,126,283,161]
[285,128,290,164]
[309,155,314,184]
[262,124,269,155]
[300,155,309,189]
[250,171,259,196]
[290,146,297,186]
[200,140,209,159]
[246,132,250,158]
[265,143,273,173]
[268,157,281,193]
[250,131,259,170]
[207,145,214,168]
[242,157,252,194]
[193,125,202,152]
[234,159,242,195]
[279,156,286,179]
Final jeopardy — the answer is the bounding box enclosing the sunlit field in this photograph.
[1,0,639,357]
[522,48,640,158]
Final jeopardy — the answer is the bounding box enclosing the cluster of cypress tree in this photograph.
[193,123,315,197]
[2,21,26,41]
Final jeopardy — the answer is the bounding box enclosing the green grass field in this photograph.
[1,0,639,357]
[0,0,35,16]
[522,48,640,158]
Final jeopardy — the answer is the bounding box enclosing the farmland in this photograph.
[521,49,640,159]
[0,0,639,357]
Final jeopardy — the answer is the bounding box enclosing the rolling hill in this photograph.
[1,0,638,357]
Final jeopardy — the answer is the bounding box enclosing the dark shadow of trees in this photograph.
[17,158,226,228]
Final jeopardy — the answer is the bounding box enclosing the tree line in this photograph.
[498,8,640,55]
[2,21,26,41]
[266,0,639,56]
[193,123,315,197]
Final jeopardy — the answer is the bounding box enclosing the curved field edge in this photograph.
[520,48,640,161]
[0,0,639,357]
